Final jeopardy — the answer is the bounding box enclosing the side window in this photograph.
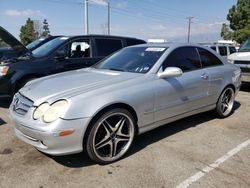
[210,46,216,51]
[69,40,90,58]
[95,38,123,57]
[218,46,227,56]
[197,48,223,67]
[162,47,201,72]
[126,39,145,46]
[229,46,236,54]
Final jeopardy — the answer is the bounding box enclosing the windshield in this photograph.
[32,37,68,58]
[239,38,250,52]
[93,46,167,74]
[26,37,47,50]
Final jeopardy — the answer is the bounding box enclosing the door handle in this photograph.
[201,73,209,80]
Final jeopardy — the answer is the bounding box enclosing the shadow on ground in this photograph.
[240,83,250,92]
[49,101,241,168]
[0,99,11,109]
[0,118,7,126]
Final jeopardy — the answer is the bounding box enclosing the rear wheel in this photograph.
[86,108,136,164]
[215,87,235,118]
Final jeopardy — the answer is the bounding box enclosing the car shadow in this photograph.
[240,83,250,92]
[0,118,7,126]
[49,101,241,168]
[127,101,241,158]
[0,99,12,109]
[46,152,95,168]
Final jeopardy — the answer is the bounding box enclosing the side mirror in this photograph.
[54,50,66,60]
[158,67,183,79]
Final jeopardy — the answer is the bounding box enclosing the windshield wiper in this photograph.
[108,68,124,72]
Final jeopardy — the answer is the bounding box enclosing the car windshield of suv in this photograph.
[93,46,167,74]
[26,37,47,50]
[238,38,250,52]
[32,37,69,58]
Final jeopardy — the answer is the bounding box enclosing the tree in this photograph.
[41,19,50,37]
[221,0,250,43]
[19,18,37,45]
[220,23,233,40]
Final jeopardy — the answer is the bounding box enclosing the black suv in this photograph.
[0,27,146,98]
[0,35,60,61]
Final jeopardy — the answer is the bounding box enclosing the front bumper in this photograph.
[10,106,91,156]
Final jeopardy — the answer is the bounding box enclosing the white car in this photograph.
[228,37,250,82]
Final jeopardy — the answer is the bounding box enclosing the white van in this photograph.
[228,37,250,82]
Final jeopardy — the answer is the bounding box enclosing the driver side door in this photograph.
[154,47,210,122]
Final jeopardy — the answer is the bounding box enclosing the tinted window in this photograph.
[162,47,201,72]
[197,48,223,67]
[94,47,166,74]
[95,38,123,57]
[210,46,216,51]
[32,37,69,58]
[238,37,250,52]
[126,39,145,46]
[218,46,227,56]
[229,46,236,54]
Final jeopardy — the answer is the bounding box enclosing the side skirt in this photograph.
[138,104,216,135]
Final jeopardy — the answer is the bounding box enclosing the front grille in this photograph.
[13,93,34,116]
[234,60,250,65]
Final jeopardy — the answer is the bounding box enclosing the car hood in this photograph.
[228,52,250,61]
[0,26,31,57]
[20,68,142,105]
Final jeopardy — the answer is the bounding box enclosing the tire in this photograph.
[215,87,235,118]
[86,108,136,164]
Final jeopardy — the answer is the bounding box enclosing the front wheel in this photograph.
[215,87,235,118]
[86,108,136,164]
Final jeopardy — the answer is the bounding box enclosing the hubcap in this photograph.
[93,113,134,161]
[220,88,234,116]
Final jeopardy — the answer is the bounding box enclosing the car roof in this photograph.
[128,42,209,49]
[61,35,145,41]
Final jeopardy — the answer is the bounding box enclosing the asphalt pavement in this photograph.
[0,84,249,188]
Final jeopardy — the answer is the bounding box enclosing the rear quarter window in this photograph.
[197,48,223,67]
[95,38,123,57]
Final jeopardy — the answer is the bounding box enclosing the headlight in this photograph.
[0,66,9,76]
[228,59,234,64]
[33,100,68,123]
[33,103,50,120]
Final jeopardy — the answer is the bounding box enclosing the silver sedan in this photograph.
[10,43,241,164]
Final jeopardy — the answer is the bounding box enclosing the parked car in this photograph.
[0,26,146,98]
[203,43,237,59]
[228,37,250,82]
[0,35,60,61]
[10,43,241,164]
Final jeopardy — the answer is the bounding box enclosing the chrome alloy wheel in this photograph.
[217,87,235,117]
[88,110,135,163]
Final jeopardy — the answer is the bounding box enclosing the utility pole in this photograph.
[186,17,193,43]
[107,1,110,35]
[84,0,89,35]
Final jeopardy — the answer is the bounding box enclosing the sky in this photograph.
[0,0,236,43]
